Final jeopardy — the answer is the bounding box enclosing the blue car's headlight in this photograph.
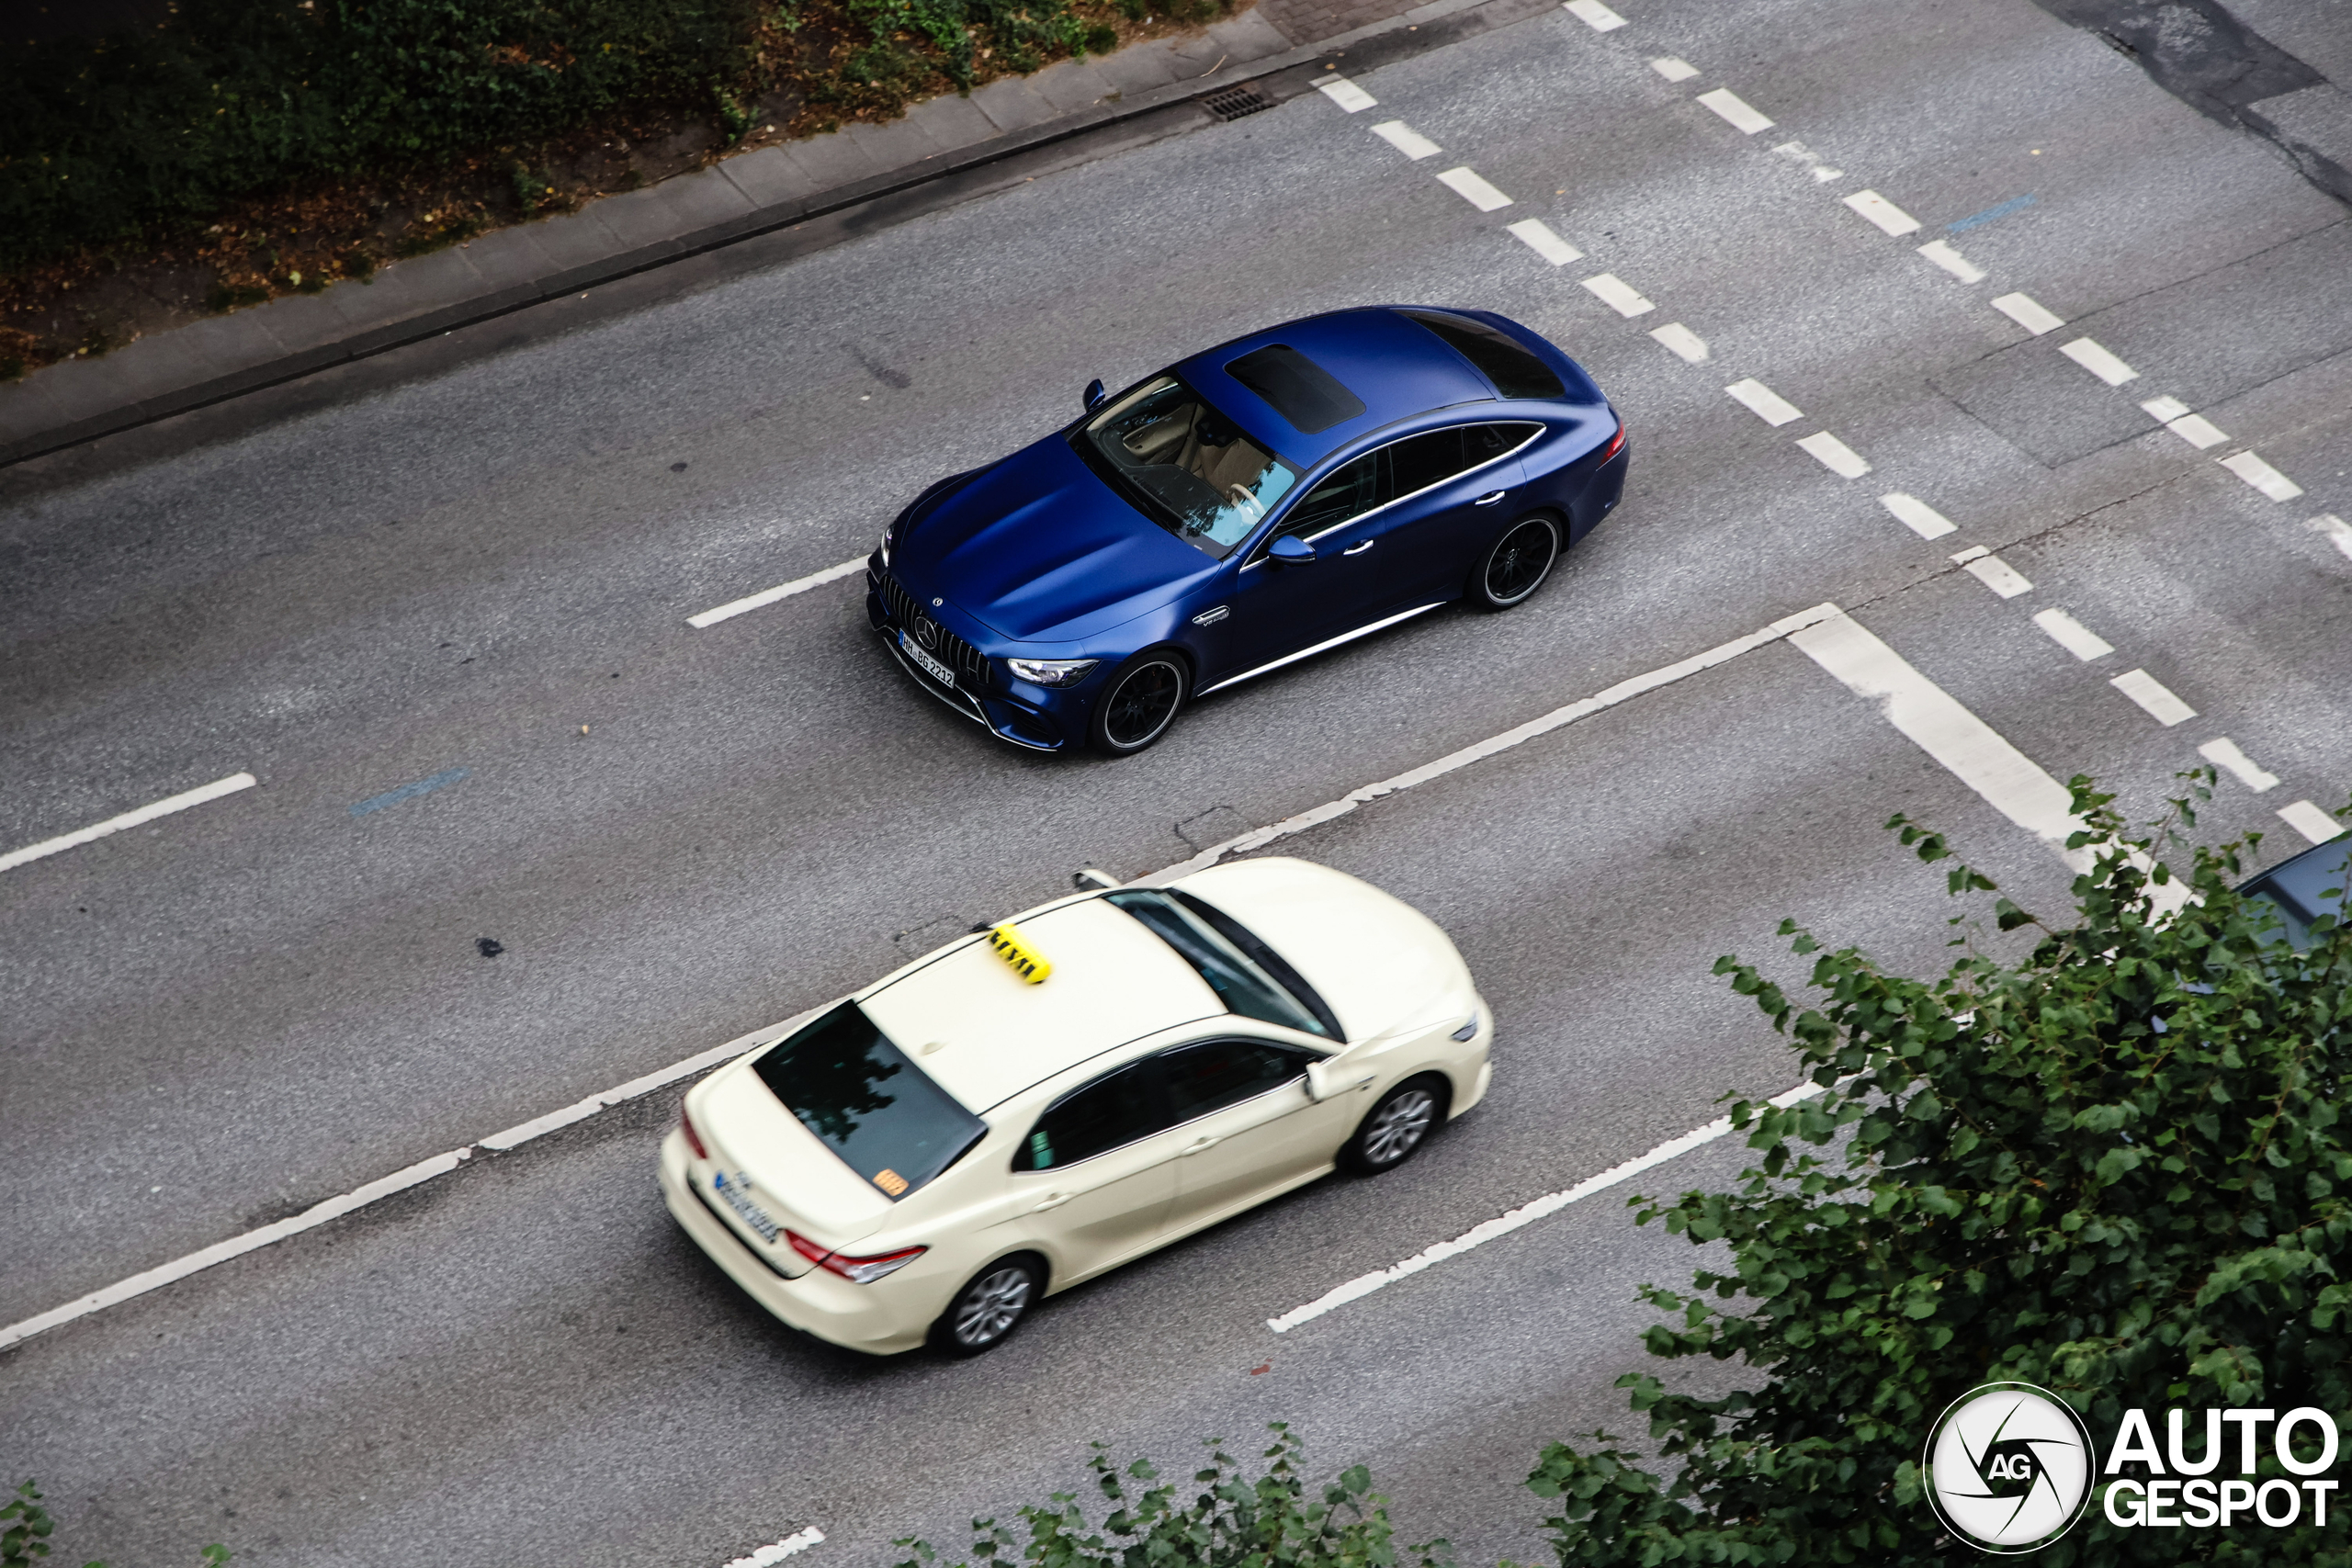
[1005,657,1099,688]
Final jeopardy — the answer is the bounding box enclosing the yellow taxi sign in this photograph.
[986,921,1051,985]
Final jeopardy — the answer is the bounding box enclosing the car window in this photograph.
[1399,310,1568,400]
[1264,448,1385,550]
[1160,1039,1313,1123]
[1074,376,1299,559]
[2243,840,2350,951]
[1224,344,1368,434]
[1466,422,1542,462]
[1013,1058,1170,1171]
[752,1001,989,1200]
[1106,888,1338,1039]
[1387,427,1473,498]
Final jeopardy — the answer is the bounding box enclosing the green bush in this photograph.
[1525,778,2352,1564]
[2,1480,230,1568]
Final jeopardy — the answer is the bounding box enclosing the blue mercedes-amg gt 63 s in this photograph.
[866,306,1629,755]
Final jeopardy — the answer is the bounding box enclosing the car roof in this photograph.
[1174,308,1500,468]
[855,897,1222,1112]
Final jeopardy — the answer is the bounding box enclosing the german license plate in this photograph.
[899,629,956,688]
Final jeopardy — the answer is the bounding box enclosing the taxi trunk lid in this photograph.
[691,1064,895,1273]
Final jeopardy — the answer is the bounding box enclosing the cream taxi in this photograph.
[658,855,1492,1355]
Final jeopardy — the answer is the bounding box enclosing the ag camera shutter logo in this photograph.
[1924,1382,2095,1552]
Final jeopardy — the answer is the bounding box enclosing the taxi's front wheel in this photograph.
[933,1255,1043,1356]
[1341,1076,1446,1175]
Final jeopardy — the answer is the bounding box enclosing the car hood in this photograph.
[897,435,1216,643]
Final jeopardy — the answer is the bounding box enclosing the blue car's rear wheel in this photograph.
[1090,653,1187,755]
[1472,514,1561,611]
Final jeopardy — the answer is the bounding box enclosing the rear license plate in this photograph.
[899,629,956,688]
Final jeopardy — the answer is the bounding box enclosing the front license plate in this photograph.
[899,629,956,688]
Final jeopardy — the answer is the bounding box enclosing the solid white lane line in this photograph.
[723,1528,827,1568]
[1580,272,1655,316]
[1506,218,1584,265]
[688,558,864,628]
[1917,240,1984,282]
[1795,431,1871,478]
[1436,166,1513,210]
[2220,451,2304,502]
[0,772,257,876]
[1315,75,1377,112]
[1563,0,1627,30]
[1790,609,2092,869]
[1880,491,1957,538]
[2060,337,2139,386]
[1268,1079,1830,1333]
[1842,189,1920,236]
[1371,119,1442,160]
[1992,292,2065,335]
[1951,547,2033,598]
[1724,378,1803,426]
[1648,321,1710,362]
[2310,514,2352,560]
[2031,608,2115,661]
[2164,414,2229,450]
[2279,801,2346,845]
[1770,141,1843,182]
[2198,739,2279,793]
[1650,56,1701,81]
[2109,669,2196,727]
[1696,87,1774,133]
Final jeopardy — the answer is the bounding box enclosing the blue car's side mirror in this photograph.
[1268,535,1317,565]
[1083,378,1106,411]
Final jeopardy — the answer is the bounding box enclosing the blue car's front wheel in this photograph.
[1089,653,1187,756]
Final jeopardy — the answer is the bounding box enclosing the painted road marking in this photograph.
[1790,609,2093,870]
[2032,607,2114,661]
[2198,738,2279,793]
[2220,451,2303,502]
[2060,336,2139,386]
[2279,800,2346,844]
[723,1528,826,1568]
[2109,669,2196,727]
[1951,546,2033,598]
[1992,292,2064,334]
[1506,218,1583,265]
[1648,321,1709,362]
[1917,240,1984,282]
[1580,273,1654,316]
[689,558,864,627]
[1725,378,1803,426]
[1371,119,1442,160]
[1796,431,1871,478]
[1,772,257,876]
[1843,189,1921,236]
[1770,141,1843,182]
[350,768,468,818]
[1267,1079,1829,1333]
[2165,414,2228,449]
[2310,514,2352,559]
[1650,56,1701,82]
[1315,75,1377,112]
[2140,394,2190,421]
[1563,0,1626,30]
[1950,193,2035,231]
[1436,166,1513,209]
[1880,491,1957,538]
[1696,87,1774,134]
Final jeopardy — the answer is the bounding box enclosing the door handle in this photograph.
[1034,1191,1073,1212]
[1475,490,1509,505]
[1341,540,1375,556]
[1181,1135,1221,1155]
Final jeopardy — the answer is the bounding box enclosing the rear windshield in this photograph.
[1400,310,1566,400]
[1224,345,1368,434]
[752,1002,987,1200]
[1073,376,1298,558]
[1107,888,1341,1040]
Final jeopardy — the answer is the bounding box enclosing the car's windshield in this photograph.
[1076,377,1298,558]
[1107,888,1340,1039]
[752,1001,987,1199]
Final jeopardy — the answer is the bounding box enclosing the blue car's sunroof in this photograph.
[1222,344,1368,434]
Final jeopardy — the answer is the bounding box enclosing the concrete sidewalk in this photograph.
[0,0,1535,469]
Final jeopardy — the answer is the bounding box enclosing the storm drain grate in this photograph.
[1202,84,1273,121]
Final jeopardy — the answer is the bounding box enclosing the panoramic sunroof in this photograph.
[1222,344,1368,434]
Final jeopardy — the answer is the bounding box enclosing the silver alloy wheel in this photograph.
[953,1265,1034,1348]
[1363,1087,1437,1167]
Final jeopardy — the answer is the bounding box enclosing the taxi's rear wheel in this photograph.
[1089,653,1187,756]
[934,1255,1042,1355]
[1341,1075,1447,1175]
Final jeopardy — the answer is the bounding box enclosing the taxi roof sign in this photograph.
[986,921,1051,985]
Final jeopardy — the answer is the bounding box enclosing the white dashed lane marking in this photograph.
[2109,669,2197,727]
[689,558,865,627]
[1881,492,1958,538]
[1647,321,1709,362]
[722,1528,826,1568]
[1,772,258,876]
[1771,140,1844,182]
[1696,87,1775,134]
[1649,55,1700,82]
[2279,800,2348,845]
[2139,396,2229,449]
[1506,218,1583,265]
[1993,292,2066,335]
[2220,451,2304,502]
[1579,272,1653,316]
[1315,74,1377,112]
[2060,336,2139,385]
[2311,514,2352,559]
[1842,189,1921,236]
[1796,431,1871,478]
[1371,119,1442,160]
[2031,608,2115,661]
[1563,0,1626,30]
[1917,240,1984,282]
[1436,166,1513,209]
[1724,378,1803,426]
[2199,739,2280,793]
[1951,546,2033,598]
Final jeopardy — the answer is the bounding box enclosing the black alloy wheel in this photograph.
[933,1255,1043,1355]
[1090,653,1187,755]
[1340,1075,1447,1175]
[1472,515,1562,611]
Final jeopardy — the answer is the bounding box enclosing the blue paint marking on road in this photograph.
[1949,194,2036,233]
[350,768,469,818]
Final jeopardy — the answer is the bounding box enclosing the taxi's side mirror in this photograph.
[1304,1061,1333,1102]
[1083,378,1106,412]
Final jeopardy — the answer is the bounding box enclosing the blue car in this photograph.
[866,306,1628,755]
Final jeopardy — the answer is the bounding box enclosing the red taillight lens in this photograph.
[785,1229,927,1284]
[679,1106,709,1161]
[1599,422,1627,463]
[785,1229,833,1268]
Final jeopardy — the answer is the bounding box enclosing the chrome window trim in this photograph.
[1195,602,1443,695]
[1240,422,1546,570]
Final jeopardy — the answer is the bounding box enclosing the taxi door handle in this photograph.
[1181,1135,1222,1155]
[1034,1191,1074,1212]
[1475,490,1509,505]
[1342,540,1374,556]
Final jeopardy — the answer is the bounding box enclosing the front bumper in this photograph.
[865,563,1077,751]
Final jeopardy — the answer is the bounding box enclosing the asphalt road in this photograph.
[4,0,2349,1562]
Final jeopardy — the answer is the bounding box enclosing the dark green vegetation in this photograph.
[2,1481,229,1568]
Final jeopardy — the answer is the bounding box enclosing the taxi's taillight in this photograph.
[786,1229,927,1285]
[679,1106,709,1161]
